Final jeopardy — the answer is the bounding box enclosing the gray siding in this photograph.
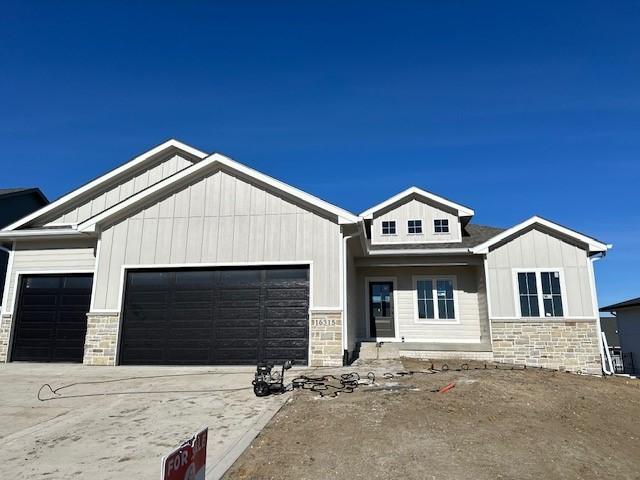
[41,154,195,226]
[92,169,342,310]
[355,266,487,343]
[486,227,595,318]
[371,198,461,244]
[616,306,640,373]
[2,238,97,314]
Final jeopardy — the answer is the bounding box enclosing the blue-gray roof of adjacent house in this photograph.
[600,297,640,312]
[0,188,48,203]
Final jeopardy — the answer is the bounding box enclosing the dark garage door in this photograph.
[11,274,93,362]
[120,266,309,365]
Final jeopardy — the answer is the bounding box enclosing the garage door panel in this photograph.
[120,266,309,365]
[12,274,92,363]
[19,294,59,306]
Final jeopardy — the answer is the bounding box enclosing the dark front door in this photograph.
[369,281,395,338]
[119,266,309,365]
[11,274,93,362]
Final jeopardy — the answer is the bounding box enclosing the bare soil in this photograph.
[225,359,640,480]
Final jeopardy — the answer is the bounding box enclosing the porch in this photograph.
[345,255,493,361]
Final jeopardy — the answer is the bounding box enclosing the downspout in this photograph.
[342,230,361,363]
[589,253,612,375]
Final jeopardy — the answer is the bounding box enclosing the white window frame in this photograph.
[381,220,397,236]
[512,268,568,319]
[434,218,449,234]
[407,219,423,235]
[412,275,460,324]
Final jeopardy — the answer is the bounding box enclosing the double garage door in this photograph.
[120,266,310,365]
[11,266,309,365]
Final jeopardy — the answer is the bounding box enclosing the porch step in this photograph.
[357,342,400,360]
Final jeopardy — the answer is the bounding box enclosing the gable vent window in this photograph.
[408,220,422,234]
[381,221,396,235]
[434,219,449,233]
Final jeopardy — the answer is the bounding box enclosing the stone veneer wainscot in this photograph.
[83,312,120,366]
[309,311,343,367]
[491,320,601,375]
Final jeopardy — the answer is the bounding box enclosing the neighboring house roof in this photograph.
[2,139,208,232]
[368,224,505,251]
[599,316,620,348]
[359,186,475,219]
[471,216,610,254]
[600,297,640,312]
[0,187,48,204]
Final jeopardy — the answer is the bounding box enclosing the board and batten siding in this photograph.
[2,238,97,314]
[355,266,488,343]
[92,169,342,310]
[486,228,595,318]
[41,154,195,227]
[371,198,461,244]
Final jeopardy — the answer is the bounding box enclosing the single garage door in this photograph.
[120,266,309,365]
[11,274,93,362]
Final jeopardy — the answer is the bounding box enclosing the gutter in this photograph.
[0,228,94,240]
[589,253,613,375]
[342,231,361,356]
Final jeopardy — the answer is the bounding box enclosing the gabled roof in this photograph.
[471,216,610,254]
[2,139,208,231]
[359,186,475,219]
[77,152,359,232]
[600,297,640,312]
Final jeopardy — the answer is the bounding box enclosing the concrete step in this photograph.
[357,342,400,360]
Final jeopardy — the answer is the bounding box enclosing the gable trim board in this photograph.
[360,186,475,219]
[0,140,609,373]
[471,216,609,254]
[3,140,208,232]
[77,154,359,233]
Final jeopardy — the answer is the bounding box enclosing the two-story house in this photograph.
[0,140,609,374]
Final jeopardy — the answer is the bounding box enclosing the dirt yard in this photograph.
[225,359,640,480]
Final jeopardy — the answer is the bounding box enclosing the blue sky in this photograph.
[1,1,639,306]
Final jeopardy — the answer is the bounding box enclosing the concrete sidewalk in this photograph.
[0,363,287,479]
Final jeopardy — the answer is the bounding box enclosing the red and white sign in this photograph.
[161,428,208,480]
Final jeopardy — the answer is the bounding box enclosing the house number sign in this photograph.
[312,317,336,327]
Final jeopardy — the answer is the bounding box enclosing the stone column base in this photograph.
[83,312,120,366]
[309,310,343,367]
[0,314,13,363]
[491,320,601,375]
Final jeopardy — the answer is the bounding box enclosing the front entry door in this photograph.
[369,281,395,338]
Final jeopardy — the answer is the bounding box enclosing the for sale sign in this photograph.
[161,428,208,480]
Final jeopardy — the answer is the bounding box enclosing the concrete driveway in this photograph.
[0,363,287,479]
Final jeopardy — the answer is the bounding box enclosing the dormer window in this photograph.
[434,219,449,233]
[381,221,396,235]
[407,219,422,234]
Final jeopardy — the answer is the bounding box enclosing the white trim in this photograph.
[380,220,397,236]
[483,255,495,350]
[88,237,102,312]
[4,269,96,317]
[511,268,569,320]
[0,243,15,315]
[471,216,609,254]
[341,232,360,351]
[78,153,359,232]
[368,248,471,255]
[411,275,460,324]
[359,186,474,219]
[3,139,208,232]
[364,276,399,341]
[0,229,91,240]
